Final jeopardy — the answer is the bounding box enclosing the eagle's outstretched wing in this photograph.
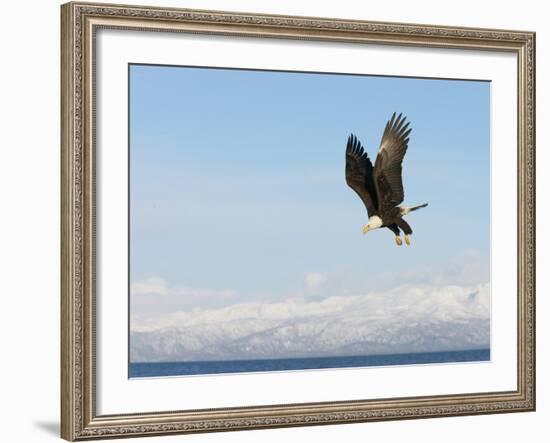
[374,113,412,213]
[345,134,378,217]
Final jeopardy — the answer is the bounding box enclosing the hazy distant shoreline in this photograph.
[130,348,490,378]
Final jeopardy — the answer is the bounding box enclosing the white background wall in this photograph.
[0,0,547,442]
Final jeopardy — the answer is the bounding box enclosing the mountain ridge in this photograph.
[131,282,490,362]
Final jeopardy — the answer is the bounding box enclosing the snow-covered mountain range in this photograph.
[130,282,490,362]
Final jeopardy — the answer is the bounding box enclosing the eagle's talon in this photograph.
[404,235,411,246]
[395,236,403,246]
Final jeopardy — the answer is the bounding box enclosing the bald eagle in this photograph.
[345,112,428,246]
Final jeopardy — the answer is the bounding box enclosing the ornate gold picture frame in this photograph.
[61,1,535,440]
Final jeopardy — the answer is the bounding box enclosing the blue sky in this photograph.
[129,64,490,310]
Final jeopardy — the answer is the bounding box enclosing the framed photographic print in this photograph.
[61,1,536,440]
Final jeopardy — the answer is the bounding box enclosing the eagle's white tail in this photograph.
[401,203,428,215]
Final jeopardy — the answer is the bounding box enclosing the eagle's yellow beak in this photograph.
[362,225,370,235]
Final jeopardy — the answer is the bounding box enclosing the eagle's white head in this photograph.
[362,215,383,234]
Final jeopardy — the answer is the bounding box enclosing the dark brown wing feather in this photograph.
[345,134,378,217]
[374,113,412,213]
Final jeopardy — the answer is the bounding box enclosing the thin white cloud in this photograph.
[131,277,236,299]
[305,272,326,290]
[392,251,489,287]
[131,277,170,296]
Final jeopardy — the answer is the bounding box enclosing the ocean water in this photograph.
[130,348,490,378]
